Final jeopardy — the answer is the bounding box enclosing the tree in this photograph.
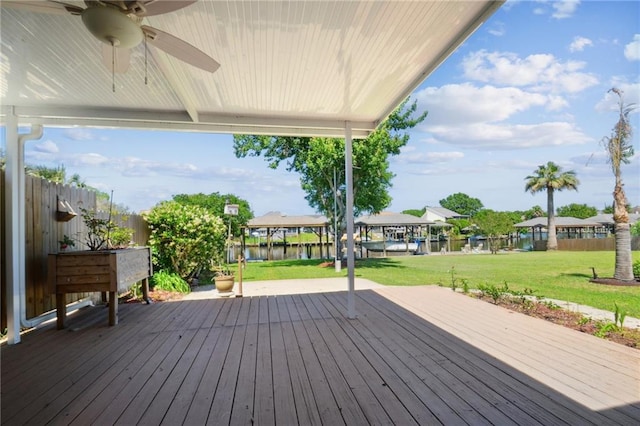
[233,98,426,235]
[556,203,597,219]
[473,209,516,254]
[523,205,545,220]
[402,208,426,218]
[26,164,66,183]
[172,192,253,238]
[602,88,636,281]
[524,161,579,251]
[439,193,483,217]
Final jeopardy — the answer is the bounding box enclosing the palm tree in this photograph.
[602,88,636,281]
[525,162,579,250]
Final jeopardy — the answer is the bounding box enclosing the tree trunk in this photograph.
[613,180,634,280]
[613,223,634,281]
[546,188,558,251]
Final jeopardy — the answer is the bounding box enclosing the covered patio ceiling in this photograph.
[1,0,504,344]
[1,0,502,137]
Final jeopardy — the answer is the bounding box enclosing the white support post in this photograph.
[5,110,22,344]
[344,122,356,319]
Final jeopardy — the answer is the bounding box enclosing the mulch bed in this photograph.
[590,277,640,286]
[472,293,640,350]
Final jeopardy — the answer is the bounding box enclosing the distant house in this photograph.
[421,207,467,222]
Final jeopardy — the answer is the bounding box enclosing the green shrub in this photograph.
[144,201,226,280]
[633,259,640,279]
[151,270,191,293]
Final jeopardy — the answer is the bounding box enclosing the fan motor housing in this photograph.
[81,6,143,48]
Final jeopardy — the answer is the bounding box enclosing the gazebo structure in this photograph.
[514,217,602,250]
[243,212,330,261]
[586,213,640,236]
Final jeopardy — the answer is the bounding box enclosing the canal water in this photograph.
[233,235,536,261]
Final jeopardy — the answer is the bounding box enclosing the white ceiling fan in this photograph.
[3,0,220,75]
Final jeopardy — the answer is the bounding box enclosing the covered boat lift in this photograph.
[243,212,330,260]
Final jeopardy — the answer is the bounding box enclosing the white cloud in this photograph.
[415,84,554,126]
[63,128,103,141]
[551,0,580,19]
[487,22,506,37]
[569,36,592,52]
[396,151,464,164]
[70,152,109,167]
[33,139,58,153]
[462,50,598,93]
[426,121,593,150]
[624,34,640,61]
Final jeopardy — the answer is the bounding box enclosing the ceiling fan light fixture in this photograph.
[81,6,143,49]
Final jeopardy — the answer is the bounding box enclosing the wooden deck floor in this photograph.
[2,286,639,425]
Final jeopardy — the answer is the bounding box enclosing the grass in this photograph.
[233,251,640,318]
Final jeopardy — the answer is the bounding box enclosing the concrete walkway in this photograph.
[182,277,383,300]
[182,278,640,330]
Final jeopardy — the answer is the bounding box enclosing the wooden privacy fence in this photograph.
[533,236,640,251]
[1,171,150,330]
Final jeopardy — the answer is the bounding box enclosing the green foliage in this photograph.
[477,282,509,304]
[438,193,483,217]
[58,234,75,248]
[602,204,632,214]
[633,259,640,278]
[613,302,627,329]
[232,98,427,233]
[524,161,580,195]
[151,270,191,293]
[144,201,226,280]
[402,208,425,218]
[79,207,133,250]
[172,192,253,237]
[26,164,66,183]
[472,209,516,253]
[524,161,579,250]
[594,321,618,338]
[446,218,471,236]
[556,203,597,219]
[522,205,546,220]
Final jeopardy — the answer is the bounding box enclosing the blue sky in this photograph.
[3,0,640,217]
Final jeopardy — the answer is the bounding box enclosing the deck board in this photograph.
[2,285,639,425]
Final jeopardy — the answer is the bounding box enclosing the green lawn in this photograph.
[234,251,640,318]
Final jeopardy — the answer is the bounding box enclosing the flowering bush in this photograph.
[144,201,226,280]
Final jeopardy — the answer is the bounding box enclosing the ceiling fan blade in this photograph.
[1,1,83,15]
[101,44,131,73]
[130,0,198,17]
[142,25,220,73]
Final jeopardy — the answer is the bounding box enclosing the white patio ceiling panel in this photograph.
[1,1,503,138]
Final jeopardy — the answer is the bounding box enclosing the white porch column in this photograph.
[5,110,22,344]
[344,122,356,318]
[4,111,43,344]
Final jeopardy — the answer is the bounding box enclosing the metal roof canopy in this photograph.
[514,217,601,229]
[1,1,504,344]
[247,212,329,228]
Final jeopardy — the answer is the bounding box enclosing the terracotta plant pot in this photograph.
[214,275,235,294]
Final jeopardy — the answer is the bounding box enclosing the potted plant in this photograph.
[212,253,235,295]
[58,234,75,251]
